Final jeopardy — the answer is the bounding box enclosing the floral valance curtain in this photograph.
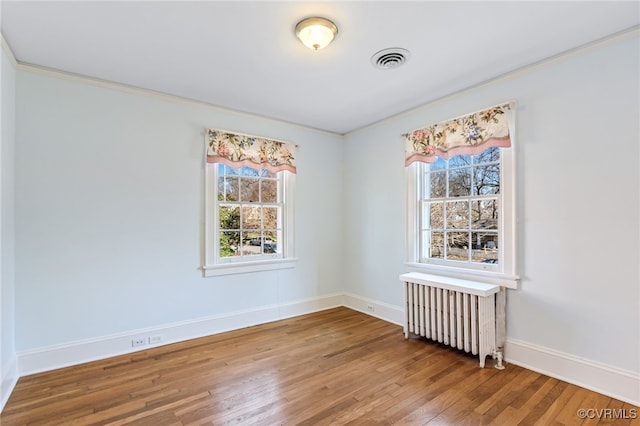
[206,128,296,174]
[403,102,514,166]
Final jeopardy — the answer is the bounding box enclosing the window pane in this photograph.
[240,166,259,177]
[241,232,277,256]
[239,237,252,256]
[471,199,498,230]
[263,206,278,229]
[473,147,500,163]
[263,230,278,254]
[217,176,225,201]
[222,164,239,176]
[242,238,262,256]
[258,168,277,178]
[240,177,260,202]
[445,201,468,229]
[429,231,444,259]
[245,229,265,257]
[430,157,446,171]
[219,206,240,230]
[446,232,469,261]
[261,179,278,203]
[471,232,498,264]
[241,206,262,229]
[473,163,500,195]
[423,201,444,229]
[221,177,239,201]
[245,233,262,248]
[448,167,471,197]
[449,155,471,168]
[429,171,446,198]
[220,231,240,257]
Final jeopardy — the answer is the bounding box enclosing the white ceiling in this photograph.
[1,1,638,135]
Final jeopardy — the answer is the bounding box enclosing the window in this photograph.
[419,147,502,265]
[203,129,296,277]
[404,103,517,288]
[216,165,288,259]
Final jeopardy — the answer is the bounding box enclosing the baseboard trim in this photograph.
[505,338,640,406]
[342,292,404,326]
[1,356,19,412]
[10,296,639,409]
[17,293,344,377]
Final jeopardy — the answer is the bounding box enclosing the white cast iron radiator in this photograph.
[400,272,505,369]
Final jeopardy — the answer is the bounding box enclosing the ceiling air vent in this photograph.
[371,48,410,70]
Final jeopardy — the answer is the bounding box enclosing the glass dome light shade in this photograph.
[295,17,338,51]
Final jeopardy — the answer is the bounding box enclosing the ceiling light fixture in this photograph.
[295,17,338,51]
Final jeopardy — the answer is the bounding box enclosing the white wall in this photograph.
[14,69,345,353]
[344,33,639,398]
[1,44,18,408]
[3,27,638,408]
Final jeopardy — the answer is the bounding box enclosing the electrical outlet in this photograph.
[149,335,163,345]
[132,337,147,347]
[366,304,375,312]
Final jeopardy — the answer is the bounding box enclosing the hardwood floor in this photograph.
[1,307,638,425]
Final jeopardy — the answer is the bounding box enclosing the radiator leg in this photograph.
[494,349,505,370]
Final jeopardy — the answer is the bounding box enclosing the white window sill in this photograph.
[404,262,519,289]
[203,258,298,277]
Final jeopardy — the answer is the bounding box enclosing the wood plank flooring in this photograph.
[1,307,638,425]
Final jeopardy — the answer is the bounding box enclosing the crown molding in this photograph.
[4,51,343,139]
[0,33,18,67]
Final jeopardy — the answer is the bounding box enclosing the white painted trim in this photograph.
[0,34,18,68]
[10,59,342,138]
[8,295,639,410]
[203,258,298,277]
[203,164,297,278]
[17,293,343,376]
[0,31,18,415]
[277,293,343,320]
[344,294,640,406]
[404,131,519,289]
[399,272,500,297]
[404,263,519,289]
[505,338,640,406]
[0,356,18,412]
[342,292,404,326]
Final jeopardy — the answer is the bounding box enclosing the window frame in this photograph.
[203,163,296,277]
[406,145,518,289]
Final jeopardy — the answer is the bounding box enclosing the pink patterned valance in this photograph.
[403,102,514,166]
[206,129,296,174]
